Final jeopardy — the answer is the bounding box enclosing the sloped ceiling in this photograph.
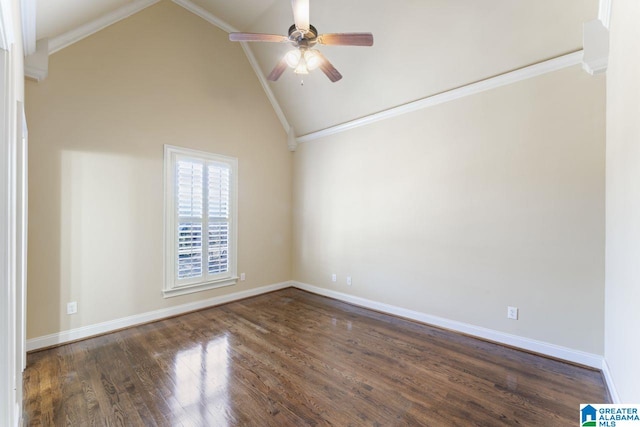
[36,0,600,136]
[37,0,135,39]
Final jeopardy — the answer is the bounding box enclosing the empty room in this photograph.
[1,0,639,425]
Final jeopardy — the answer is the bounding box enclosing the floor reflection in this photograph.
[173,334,231,426]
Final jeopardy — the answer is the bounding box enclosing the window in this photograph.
[164,145,238,297]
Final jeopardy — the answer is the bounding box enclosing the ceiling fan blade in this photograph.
[267,57,289,82]
[291,0,310,32]
[316,51,342,82]
[318,33,374,46]
[229,33,289,43]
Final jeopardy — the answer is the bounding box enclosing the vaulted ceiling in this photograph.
[35,0,599,136]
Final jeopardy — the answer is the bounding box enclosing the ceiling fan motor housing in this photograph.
[288,24,318,45]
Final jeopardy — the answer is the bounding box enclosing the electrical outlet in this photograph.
[331,274,337,282]
[346,276,352,286]
[507,306,518,320]
[67,301,78,315]
[240,273,246,281]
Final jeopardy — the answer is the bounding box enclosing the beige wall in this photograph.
[25,1,292,339]
[605,0,640,402]
[293,66,605,354]
[23,0,611,365]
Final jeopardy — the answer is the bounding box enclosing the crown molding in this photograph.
[297,51,584,144]
[582,19,609,75]
[598,0,612,30]
[287,126,298,151]
[24,38,48,81]
[239,42,290,133]
[48,0,161,54]
[24,65,47,82]
[172,0,290,133]
[38,0,594,143]
[20,0,36,55]
[582,56,609,75]
[172,0,234,33]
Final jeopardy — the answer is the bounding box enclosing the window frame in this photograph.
[163,145,238,298]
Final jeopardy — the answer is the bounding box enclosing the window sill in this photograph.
[163,277,238,298]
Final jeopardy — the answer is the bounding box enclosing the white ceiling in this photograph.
[36,0,599,136]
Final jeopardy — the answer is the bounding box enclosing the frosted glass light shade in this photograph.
[285,49,301,68]
[304,50,321,71]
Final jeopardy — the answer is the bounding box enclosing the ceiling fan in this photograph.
[229,0,373,83]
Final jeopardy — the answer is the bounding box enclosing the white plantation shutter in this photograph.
[176,160,204,280]
[207,164,230,275]
[164,146,237,297]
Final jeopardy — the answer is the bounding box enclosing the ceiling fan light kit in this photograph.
[284,49,301,68]
[229,0,373,83]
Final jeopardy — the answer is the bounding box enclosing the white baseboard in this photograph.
[601,359,621,403]
[292,281,604,369]
[27,279,606,373]
[26,281,292,351]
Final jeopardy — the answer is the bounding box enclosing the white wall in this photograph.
[293,65,606,356]
[605,0,640,403]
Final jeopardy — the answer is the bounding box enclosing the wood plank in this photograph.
[23,288,609,426]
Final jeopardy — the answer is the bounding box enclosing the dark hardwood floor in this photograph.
[23,288,609,426]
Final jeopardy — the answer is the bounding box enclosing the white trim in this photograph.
[292,281,604,369]
[16,106,27,373]
[287,126,297,152]
[24,276,611,393]
[239,42,290,132]
[24,65,47,82]
[602,359,621,403]
[582,19,609,75]
[7,47,19,426]
[0,46,12,427]
[172,0,290,133]
[12,104,26,425]
[162,277,238,298]
[0,0,15,50]
[582,56,609,75]
[25,278,611,394]
[20,0,36,55]
[26,281,292,351]
[163,145,239,297]
[598,0,612,30]
[48,0,161,54]
[297,51,584,144]
[1,25,21,423]
[24,39,49,82]
[172,0,234,33]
